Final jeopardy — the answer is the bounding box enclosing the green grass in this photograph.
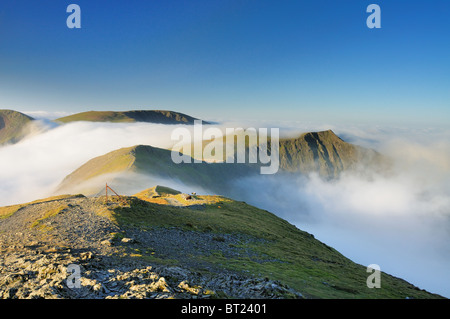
[0,205,23,219]
[30,205,69,230]
[0,194,84,220]
[139,254,179,266]
[56,147,137,192]
[109,232,125,241]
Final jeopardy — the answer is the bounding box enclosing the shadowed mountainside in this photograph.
[0,110,34,145]
[277,130,384,177]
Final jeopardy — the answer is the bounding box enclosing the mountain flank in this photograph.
[0,187,442,299]
[55,144,257,196]
[0,109,34,145]
[56,110,206,124]
[278,130,383,177]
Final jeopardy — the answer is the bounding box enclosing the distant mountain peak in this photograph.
[278,129,382,176]
[298,129,341,141]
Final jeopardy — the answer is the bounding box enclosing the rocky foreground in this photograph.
[0,243,301,299]
[0,193,303,299]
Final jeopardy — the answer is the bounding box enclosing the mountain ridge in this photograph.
[56,110,208,124]
[0,186,443,299]
[55,130,385,196]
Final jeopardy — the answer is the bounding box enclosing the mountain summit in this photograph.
[278,130,382,177]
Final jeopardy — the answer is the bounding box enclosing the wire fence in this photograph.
[103,183,127,205]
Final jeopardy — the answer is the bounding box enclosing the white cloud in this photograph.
[21,110,72,120]
[0,121,193,206]
[0,120,449,298]
[226,125,450,298]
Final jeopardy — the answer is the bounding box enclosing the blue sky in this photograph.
[0,0,449,125]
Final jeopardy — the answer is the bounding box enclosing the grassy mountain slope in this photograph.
[0,109,34,145]
[56,110,205,124]
[0,188,442,299]
[56,144,258,196]
[56,130,385,196]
